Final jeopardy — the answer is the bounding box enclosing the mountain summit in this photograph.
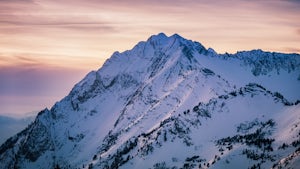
[1,33,300,169]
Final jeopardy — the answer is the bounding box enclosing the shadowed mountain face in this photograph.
[0,33,299,169]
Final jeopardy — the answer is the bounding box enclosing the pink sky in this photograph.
[0,0,300,117]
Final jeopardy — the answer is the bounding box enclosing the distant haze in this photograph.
[0,115,35,144]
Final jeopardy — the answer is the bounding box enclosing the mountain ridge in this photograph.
[0,33,299,169]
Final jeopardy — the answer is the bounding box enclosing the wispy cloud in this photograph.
[0,52,106,69]
[0,0,299,62]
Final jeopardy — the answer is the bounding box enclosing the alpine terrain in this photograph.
[1,33,300,169]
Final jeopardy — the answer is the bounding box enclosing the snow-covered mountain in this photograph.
[1,33,299,169]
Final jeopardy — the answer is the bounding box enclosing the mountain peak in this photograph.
[147,33,191,45]
[151,32,168,39]
[148,32,183,40]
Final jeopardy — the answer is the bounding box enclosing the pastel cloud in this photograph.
[1,0,300,55]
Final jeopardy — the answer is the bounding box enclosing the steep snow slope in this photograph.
[0,33,299,169]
